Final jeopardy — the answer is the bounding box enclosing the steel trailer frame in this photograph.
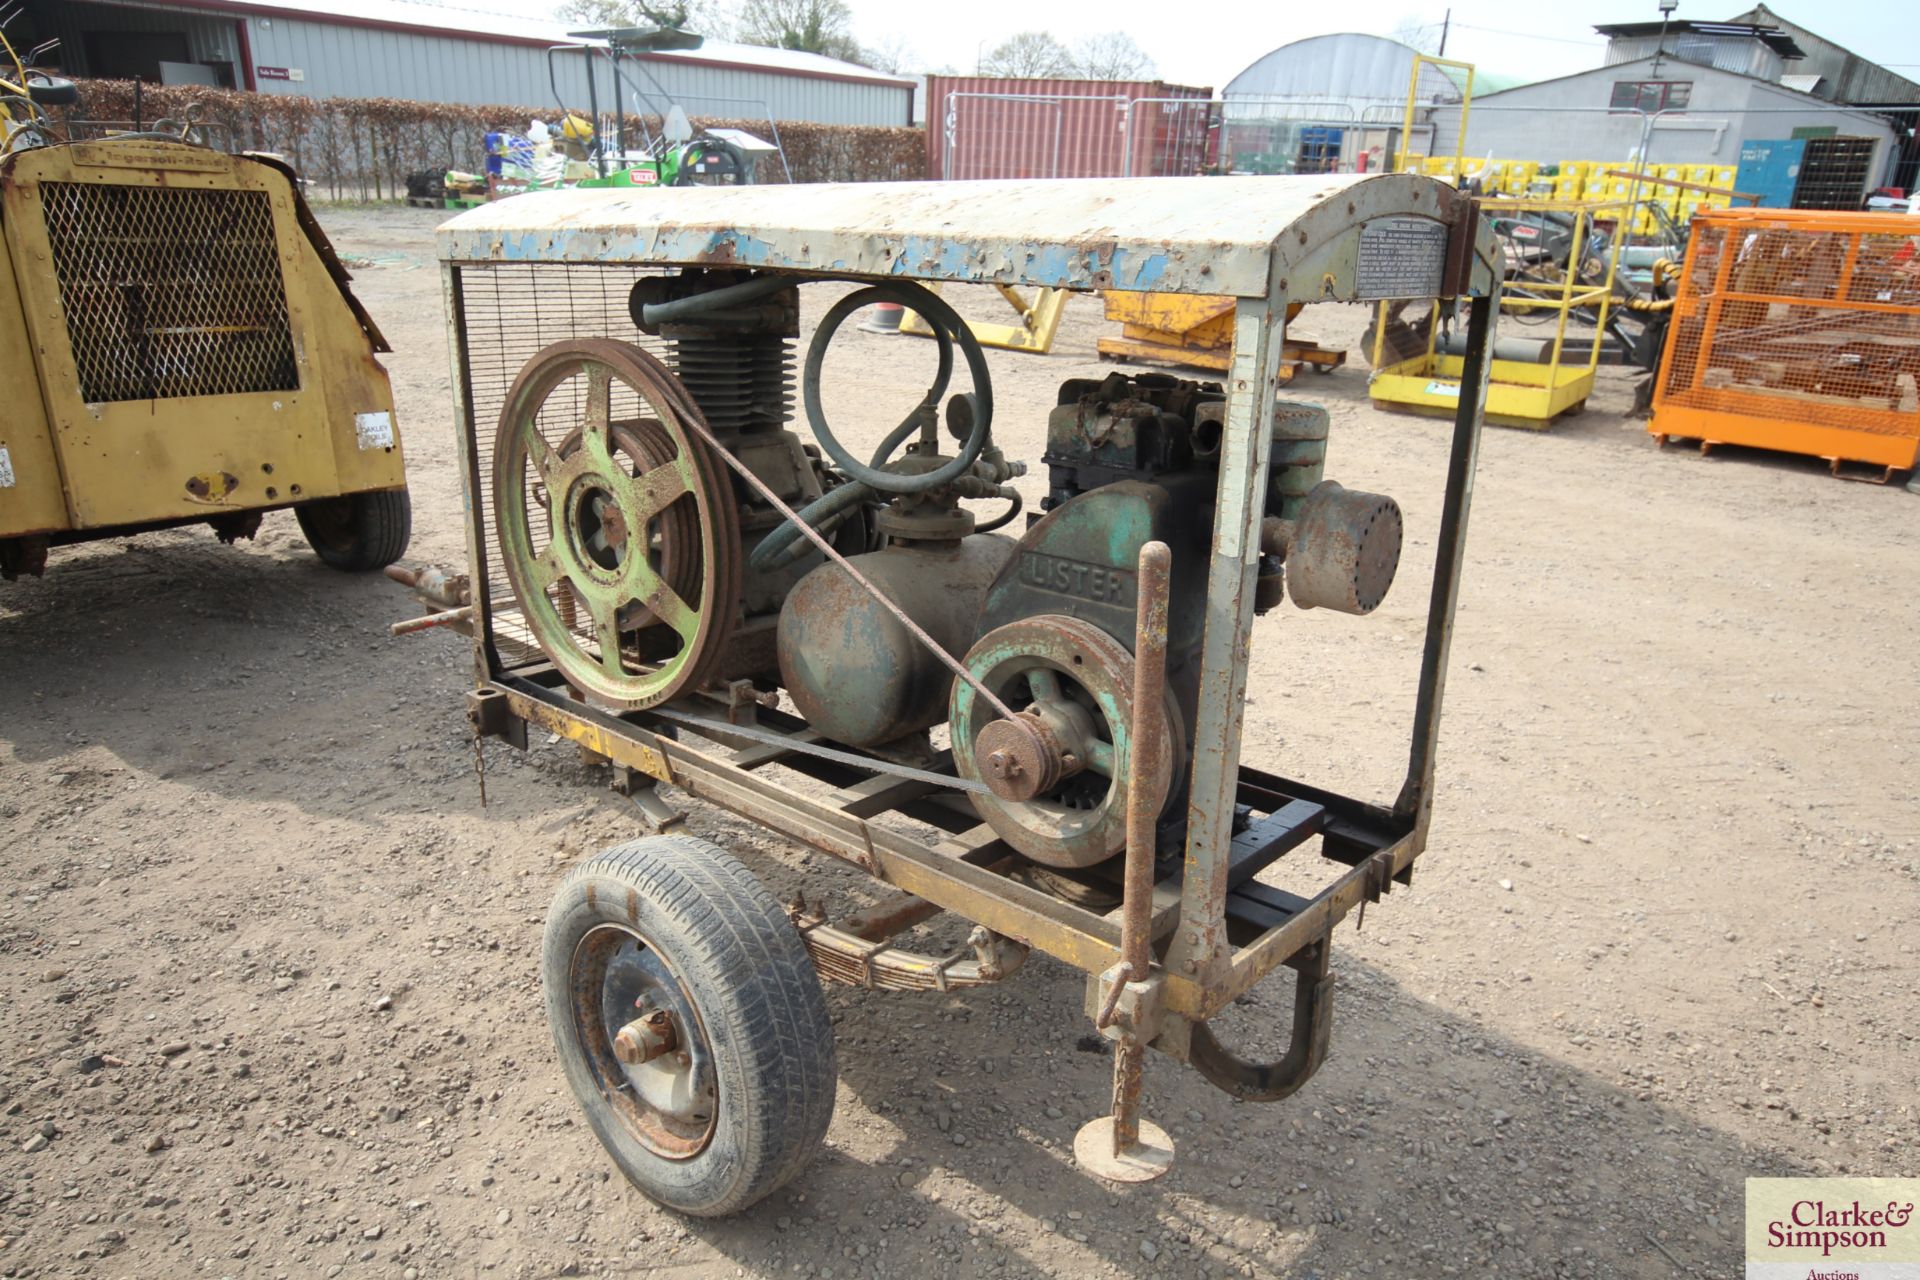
[435,174,1501,1174]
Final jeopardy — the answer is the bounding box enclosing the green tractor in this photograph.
[544,25,784,190]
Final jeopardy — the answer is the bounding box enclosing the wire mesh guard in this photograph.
[1655,216,1920,447]
[455,263,680,668]
[40,183,298,403]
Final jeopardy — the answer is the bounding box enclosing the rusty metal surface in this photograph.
[492,673,1148,980]
[1190,942,1334,1102]
[436,174,1500,302]
[386,563,472,610]
[1281,480,1405,616]
[778,533,1014,748]
[652,365,1022,726]
[1118,541,1171,990]
[788,898,1027,992]
[951,614,1176,870]
[922,77,1212,180]
[568,923,716,1161]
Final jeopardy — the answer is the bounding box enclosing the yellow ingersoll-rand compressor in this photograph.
[0,68,409,580]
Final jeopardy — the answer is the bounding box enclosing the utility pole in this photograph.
[1438,8,1451,56]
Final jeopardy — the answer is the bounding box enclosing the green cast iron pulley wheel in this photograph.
[951,615,1184,870]
[494,338,740,708]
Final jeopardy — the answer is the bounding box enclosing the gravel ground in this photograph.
[1,201,1916,1280]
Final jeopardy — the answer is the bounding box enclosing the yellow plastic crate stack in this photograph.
[1548,162,1591,202]
[1502,160,1540,196]
[1401,157,1742,228]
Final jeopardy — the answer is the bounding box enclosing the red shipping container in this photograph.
[925,76,1215,181]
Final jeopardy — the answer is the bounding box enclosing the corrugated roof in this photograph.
[156,0,914,85]
[436,172,1499,300]
[1593,20,1806,60]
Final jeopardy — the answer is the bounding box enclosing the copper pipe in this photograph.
[390,605,473,636]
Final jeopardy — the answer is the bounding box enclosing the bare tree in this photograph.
[1071,31,1154,81]
[859,33,918,75]
[555,0,723,33]
[1391,15,1441,53]
[737,0,863,62]
[979,31,1074,78]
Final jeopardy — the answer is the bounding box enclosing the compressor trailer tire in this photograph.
[295,489,412,571]
[542,835,837,1216]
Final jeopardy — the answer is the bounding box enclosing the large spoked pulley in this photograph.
[494,338,740,708]
[951,615,1184,870]
[544,836,837,1216]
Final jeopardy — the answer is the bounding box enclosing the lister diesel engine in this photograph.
[493,269,1402,875]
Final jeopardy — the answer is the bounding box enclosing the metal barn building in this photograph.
[18,0,916,125]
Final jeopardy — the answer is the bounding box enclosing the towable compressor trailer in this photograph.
[422,174,1500,1212]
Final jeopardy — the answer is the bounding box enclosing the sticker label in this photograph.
[355,411,395,450]
[1423,380,1462,397]
[1355,216,1449,300]
[0,445,13,488]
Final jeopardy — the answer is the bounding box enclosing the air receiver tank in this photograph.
[777,521,1014,748]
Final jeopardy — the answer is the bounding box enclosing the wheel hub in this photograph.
[572,923,717,1160]
[974,699,1094,804]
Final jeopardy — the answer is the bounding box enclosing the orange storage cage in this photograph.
[1649,208,1920,478]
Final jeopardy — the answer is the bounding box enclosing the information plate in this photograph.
[1354,217,1448,300]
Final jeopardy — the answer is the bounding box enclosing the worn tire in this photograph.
[542,835,836,1216]
[295,488,412,571]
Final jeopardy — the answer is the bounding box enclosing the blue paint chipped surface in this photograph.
[437,174,1500,300]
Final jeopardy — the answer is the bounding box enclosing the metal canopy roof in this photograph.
[437,174,1492,300]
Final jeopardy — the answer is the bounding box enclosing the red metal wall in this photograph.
[925,76,1214,180]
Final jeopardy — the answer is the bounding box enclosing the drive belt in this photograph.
[640,703,994,797]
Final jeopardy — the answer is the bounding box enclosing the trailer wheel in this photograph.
[542,835,836,1216]
[296,489,412,571]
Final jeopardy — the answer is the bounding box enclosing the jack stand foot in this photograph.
[1073,1116,1174,1183]
[613,767,684,834]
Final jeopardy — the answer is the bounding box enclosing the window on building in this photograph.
[1609,80,1692,113]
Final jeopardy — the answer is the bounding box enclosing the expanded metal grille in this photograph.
[454,262,674,667]
[40,183,298,403]
[1655,214,1920,439]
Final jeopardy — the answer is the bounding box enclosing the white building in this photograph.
[1436,14,1910,200]
[20,0,916,126]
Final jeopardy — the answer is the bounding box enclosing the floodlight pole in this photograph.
[1652,0,1678,79]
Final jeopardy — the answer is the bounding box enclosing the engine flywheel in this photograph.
[950,615,1184,869]
[493,338,740,708]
